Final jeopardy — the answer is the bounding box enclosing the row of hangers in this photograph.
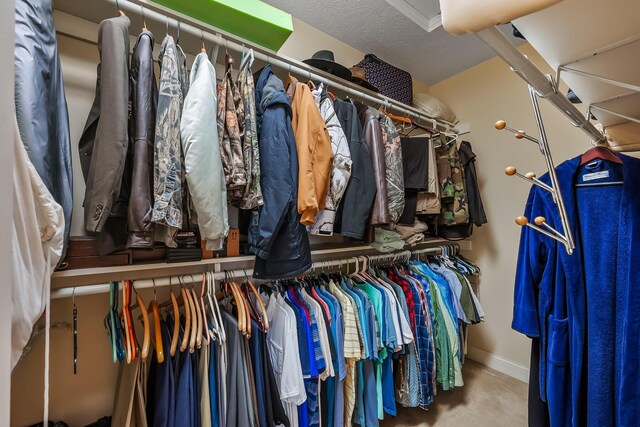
[103,270,270,367]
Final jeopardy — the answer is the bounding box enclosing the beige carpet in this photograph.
[380,360,528,427]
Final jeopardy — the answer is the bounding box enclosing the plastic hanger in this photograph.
[199,274,211,345]
[208,272,226,343]
[122,280,137,363]
[205,272,221,342]
[104,281,122,363]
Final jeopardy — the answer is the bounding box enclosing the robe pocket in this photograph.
[548,315,569,366]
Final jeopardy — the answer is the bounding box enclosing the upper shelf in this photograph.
[513,0,640,128]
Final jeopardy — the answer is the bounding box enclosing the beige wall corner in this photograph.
[430,43,588,374]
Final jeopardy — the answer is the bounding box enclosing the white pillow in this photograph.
[413,92,459,125]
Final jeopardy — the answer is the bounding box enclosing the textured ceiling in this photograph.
[263,0,525,85]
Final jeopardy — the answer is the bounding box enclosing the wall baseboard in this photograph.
[466,346,530,383]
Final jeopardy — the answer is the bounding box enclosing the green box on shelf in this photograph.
[152,0,293,51]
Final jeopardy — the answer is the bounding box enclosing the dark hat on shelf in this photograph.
[349,67,379,92]
[303,50,352,81]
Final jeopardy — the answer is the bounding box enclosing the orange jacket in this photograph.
[286,77,334,226]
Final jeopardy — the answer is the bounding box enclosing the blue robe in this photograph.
[513,154,640,426]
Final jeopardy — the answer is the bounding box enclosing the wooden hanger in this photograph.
[146,279,163,364]
[178,277,192,353]
[245,274,269,332]
[189,275,203,349]
[232,275,251,337]
[225,272,246,335]
[131,282,151,363]
[580,145,622,165]
[157,277,180,357]
[115,0,125,16]
[140,4,147,32]
[182,277,198,353]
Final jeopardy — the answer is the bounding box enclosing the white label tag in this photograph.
[582,171,609,181]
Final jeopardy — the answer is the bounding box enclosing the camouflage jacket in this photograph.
[436,139,469,225]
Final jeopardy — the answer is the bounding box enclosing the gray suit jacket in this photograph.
[79,15,131,254]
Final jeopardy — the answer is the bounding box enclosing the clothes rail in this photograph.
[49,246,447,299]
[475,26,606,144]
[52,239,470,288]
[86,0,456,131]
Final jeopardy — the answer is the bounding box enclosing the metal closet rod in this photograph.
[103,0,456,131]
[475,26,606,144]
[50,246,446,300]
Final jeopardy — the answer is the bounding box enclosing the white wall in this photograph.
[1,0,15,424]
[430,43,590,377]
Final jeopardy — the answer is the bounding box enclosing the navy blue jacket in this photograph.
[514,154,640,426]
[250,66,311,279]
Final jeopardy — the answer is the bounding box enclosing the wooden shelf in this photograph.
[51,238,472,288]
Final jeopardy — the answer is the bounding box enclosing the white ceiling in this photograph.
[263,0,525,85]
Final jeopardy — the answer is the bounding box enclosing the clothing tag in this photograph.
[582,170,609,181]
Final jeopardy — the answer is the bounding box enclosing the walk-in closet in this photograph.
[4,0,640,426]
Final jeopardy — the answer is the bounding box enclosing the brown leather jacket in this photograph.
[355,101,389,225]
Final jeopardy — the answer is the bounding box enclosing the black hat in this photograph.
[303,50,352,81]
[349,67,379,92]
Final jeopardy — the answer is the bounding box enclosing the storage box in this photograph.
[152,0,293,51]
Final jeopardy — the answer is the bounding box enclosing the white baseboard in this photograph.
[467,346,530,383]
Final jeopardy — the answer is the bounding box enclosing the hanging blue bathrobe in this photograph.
[513,153,640,426]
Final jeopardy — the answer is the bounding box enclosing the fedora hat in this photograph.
[349,67,379,92]
[303,50,352,81]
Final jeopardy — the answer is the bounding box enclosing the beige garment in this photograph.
[199,342,212,426]
[112,358,148,427]
[344,359,357,426]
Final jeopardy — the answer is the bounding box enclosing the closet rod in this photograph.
[94,0,456,131]
[50,247,445,299]
[475,26,606,144]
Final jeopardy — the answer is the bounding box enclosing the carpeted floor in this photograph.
[380,360,528,427]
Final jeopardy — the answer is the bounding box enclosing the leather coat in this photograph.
[127,30,157,248]
[356,102,389,225]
